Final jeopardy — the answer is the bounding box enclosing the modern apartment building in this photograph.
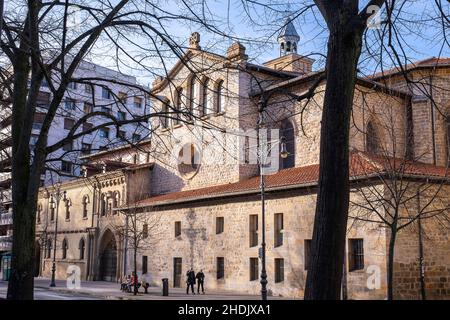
[0,61,150,271]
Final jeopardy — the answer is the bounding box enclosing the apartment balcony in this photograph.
[0,189,12,204]
[0,137,12,150]
[0,175,11,189]
[0,235,12,251]
[0,211,12,226]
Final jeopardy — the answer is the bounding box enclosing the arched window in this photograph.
[286,41,291,52]
[101,194,107,216]
[187,75,196,115]
[62,238,68,259]
[366,121,380,154]
[82,195,89,219]
[201,78,210,116]
[174,88,183,125]
[46,238,52,259]
[65,199,71,221]
[280,120,295,169]
[113,192,120,213]
[215,80,224,114]
[50,196,55,221]
[161,100,170,128]
[37,203,42,224]
[79,238,85,260]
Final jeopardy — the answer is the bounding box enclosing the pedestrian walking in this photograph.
[186,268,195,294]
[196,269,205,294]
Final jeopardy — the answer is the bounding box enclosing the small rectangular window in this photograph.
[142,256,148,274]
[62,141,73,152]
[101,106,111,114]
[81,143,91,155]
[64,118,75,130]
[85,84,93,94]
[30,134,39,146]
[175,221,181,237]
[132,134,141,142]
[117,111,126,121]
[217,257,224,279]
[249,214,258,247]
[37,91,50,108]
[99,128,110,139]
[83,102,93,114]
[134,97,142,108]
[274,213,283,247]
[143,223,148,239]
[102,87,112,99]
[216,217,224,234]
[65,99,76,110]
[82,122,93,133]
[304,240,312,271]
[275,258,284,283]
[68,82,77,90]
[348,239,364,272]
[61,161,72,173]
[118,130,126,140]
[119,92,127,103]
[250,258,258,281]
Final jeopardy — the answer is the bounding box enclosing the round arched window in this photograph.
[177,143,201,179]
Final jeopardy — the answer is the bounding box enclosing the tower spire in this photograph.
[277,16,300,56]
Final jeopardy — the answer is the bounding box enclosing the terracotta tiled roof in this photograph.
[125,152,449,209]
[369,57,450,80]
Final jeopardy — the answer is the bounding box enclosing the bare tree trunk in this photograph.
[133,243,137,296]
[305,6,363,300]
[387,228,397,300]
[7,54,36,300]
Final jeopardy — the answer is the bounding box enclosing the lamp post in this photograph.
[257,100,288,301]
[49,180,66,287]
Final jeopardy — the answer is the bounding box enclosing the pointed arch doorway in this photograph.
[99,229,117,282]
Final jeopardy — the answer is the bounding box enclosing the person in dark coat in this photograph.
[196,269,205,294]
[186,268,195,294]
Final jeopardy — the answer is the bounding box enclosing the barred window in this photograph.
[250,258,258,281]
[175,221,181,237]
[142,256,148,274]
[79,238,85,260]
[348,239,364,271]
[275,258,284,283]
[249,215,258,247]
[143,223,149,239]
[62,238,68,259]
[216,217,224,234]
[217,257,224,279]
[274,213,283,247]
[304,239,312,270]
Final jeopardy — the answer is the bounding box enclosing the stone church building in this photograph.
[35,21,450,299]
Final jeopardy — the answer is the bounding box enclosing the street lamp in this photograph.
[49,180,66,287]
[257,108,289,301]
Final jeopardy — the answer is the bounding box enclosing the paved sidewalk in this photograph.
[24,278,290,300]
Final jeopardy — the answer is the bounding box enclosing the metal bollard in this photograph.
[162,278,169,296]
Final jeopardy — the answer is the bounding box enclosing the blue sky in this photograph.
[87,0,449,85]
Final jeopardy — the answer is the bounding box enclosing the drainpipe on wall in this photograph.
[429,75,437,165]
[341,242,348,300]
[123,214,129,277]
[417,190,427,300]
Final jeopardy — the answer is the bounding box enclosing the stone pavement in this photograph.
[0,278,292,300]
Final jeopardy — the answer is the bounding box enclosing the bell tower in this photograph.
[263,16,314,74]
[278,17,300,56]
